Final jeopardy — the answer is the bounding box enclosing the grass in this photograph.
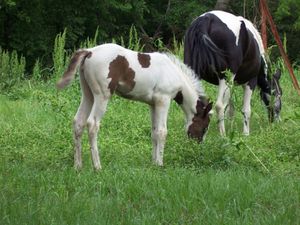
[0,68,299,224]
[1,165,299,225]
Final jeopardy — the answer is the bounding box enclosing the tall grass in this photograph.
[0,164,299,225]
[32,58,42,80]
[118,25,145,52]
[80,28,100,49]
[172,35,184,59]
[0,48,26,91]
[52,29,68,79]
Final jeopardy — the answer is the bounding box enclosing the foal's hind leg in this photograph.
[86,93,109,170]
[73,76,93,170]
[73,96,92,170]
[150,95,171,166]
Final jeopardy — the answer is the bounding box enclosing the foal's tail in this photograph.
[56,50,92,89]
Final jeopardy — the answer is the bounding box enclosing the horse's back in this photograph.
[184,10,264,85]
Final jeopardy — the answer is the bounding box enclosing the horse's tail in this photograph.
[184,18,226,78]
[56,50,92,89]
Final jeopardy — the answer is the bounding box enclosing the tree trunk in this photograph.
[214,0,231,11]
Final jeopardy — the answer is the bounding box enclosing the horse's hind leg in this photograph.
[73,76,93,170]
[242,83,253,135]
[226,99,235,119]
[215,79,231,136]
[87,93,109,170]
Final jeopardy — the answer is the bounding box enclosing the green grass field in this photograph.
[0,68,299,224]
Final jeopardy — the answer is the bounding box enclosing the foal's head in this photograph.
[261,69,282,122]
[187,97,213,142]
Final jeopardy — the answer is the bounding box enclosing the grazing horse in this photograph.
[184,10,282,135]
[57,43,212,170]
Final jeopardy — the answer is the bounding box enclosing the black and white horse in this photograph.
[184,10,282,135]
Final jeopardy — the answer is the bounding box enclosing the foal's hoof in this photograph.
[154,160,164,167]
[94,164,102,171]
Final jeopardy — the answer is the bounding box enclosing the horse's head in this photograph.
[261,69,282,122]
[187,97,213,142]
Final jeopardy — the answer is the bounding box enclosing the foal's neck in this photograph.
[165,53,205,129]
[179,84,202,130]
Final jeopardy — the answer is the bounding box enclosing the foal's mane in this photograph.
[165,53,205,97]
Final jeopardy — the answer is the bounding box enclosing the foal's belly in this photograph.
[115,80,156,104]
[116,72,181,105]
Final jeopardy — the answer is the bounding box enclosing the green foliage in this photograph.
[0,47,26,91]
[120,25,144,52]
[32,58,41,80]
[172,35,184,60]
[276,0,300,30]
[271,0,300,63]
[267,33,289,75]
[1,0,300,68]
[164,0,212,35]
[128,25,143,51]
[80,28,100,49]
[2,0,16,7]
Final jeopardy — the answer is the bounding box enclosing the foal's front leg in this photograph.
[150,96,171,166]
[87,94,109,170]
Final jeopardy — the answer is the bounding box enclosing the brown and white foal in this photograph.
[57,43,212,170]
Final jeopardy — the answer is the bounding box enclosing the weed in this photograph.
[52,29,68,79]
[0,48,26,91]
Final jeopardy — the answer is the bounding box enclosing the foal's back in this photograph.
[82,44,182,103]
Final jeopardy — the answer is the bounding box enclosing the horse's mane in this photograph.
[165,53,206,97]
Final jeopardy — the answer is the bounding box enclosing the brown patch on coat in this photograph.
[108,55,136,95]
[187,97,213,142]
[138,53,151,68]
